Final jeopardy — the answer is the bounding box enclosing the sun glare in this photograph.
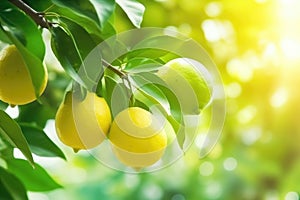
[277,0,300,64]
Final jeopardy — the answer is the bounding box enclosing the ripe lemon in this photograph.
[109,107,167,168]
[55,92,111,150]
[0,45,48,105]
[157,58,212,115]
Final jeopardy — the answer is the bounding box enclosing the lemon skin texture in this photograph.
[0,45,48,105]
[55,92,111,150]
[157,58,211,115]
[109,107,167,168]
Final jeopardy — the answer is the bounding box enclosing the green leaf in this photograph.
[103,76,130,117]
[0,28,10,44]
[0,181,14,200]
[20,123,66,160]
[124,57,163,73]
[61,18,103,88]
[90,0,116,28]
[116,0,145,28]
[0,167,28,200]
[133,35,185,51]
[0,101,8,111]
[50,5,102,36]
[0,2,45,59]
[0,2,46,98]
[124,48,176,61]
[99,20,117,39]
[23,0,53,11]
[6,159,62,192]
[51,0,100,25]
[51,18,103,90]
[131,75,169,111]
[17,101,55,128]
[131,72,186,148]
[0,110,33,165]
[51,26,84,85]
[121,35,183,61]
[132,72,183,124]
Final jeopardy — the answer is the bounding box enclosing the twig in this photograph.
[8,0,50,28]
[102,59,127,78]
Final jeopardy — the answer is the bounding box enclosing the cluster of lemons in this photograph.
[0,45,211,169]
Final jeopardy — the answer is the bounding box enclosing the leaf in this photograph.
[0,101,8,111]
[50,5,102,36]
[103,76,130,117]
[0,27,10,44]
[132,72,183,124]
[124,57,163,73]
[51,0,100,25]
[17,101,55,128]
[0,2,45,59]
[131,72,186,148]
[99,21,117,39]
[0,110,33,165]
[60,18,103,88]
[0,167,28,200]
[6,159,62,192]
[20,123,66,160]
[51,26,84,85]
[90,0,116,28]
[0,181,14,200]
[24,0,53,11]
[0,2,46,98]
[133,35,185,50]
[131,75,169,111]
[116,0,145,28]
[121,35,184,61]
[51,18,103,90]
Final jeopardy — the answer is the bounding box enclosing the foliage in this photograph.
[0,0,149,198]
[1,0,299,199]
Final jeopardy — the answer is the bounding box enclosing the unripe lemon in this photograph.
[55,92,111,150]
[0,45,48,105]
[157,58,212,115]
[109,107,167,168]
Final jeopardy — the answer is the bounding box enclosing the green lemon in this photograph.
[157,58,212,115]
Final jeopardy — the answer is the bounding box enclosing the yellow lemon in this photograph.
[109,107,167,168]
[55,92,111,150]
[0,45,48,105]
[157,58,212,115]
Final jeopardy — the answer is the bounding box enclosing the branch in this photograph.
[8,0,50,28]
[102,59,126,78]
[8,0,126,78]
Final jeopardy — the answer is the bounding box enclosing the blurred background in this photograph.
[23,0,300,199]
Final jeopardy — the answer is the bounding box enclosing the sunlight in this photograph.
[280,38,300,61]
[270,88,288,108]
[277,0,300,64]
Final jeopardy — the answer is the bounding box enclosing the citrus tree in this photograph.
[0,0,215,199]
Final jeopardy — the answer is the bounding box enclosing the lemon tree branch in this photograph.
[8,0,50,28]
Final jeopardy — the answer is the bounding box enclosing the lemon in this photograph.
[157,58,212,115]
[0,45,48,105]
[55,92,111,150]
[109,107,167,168]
